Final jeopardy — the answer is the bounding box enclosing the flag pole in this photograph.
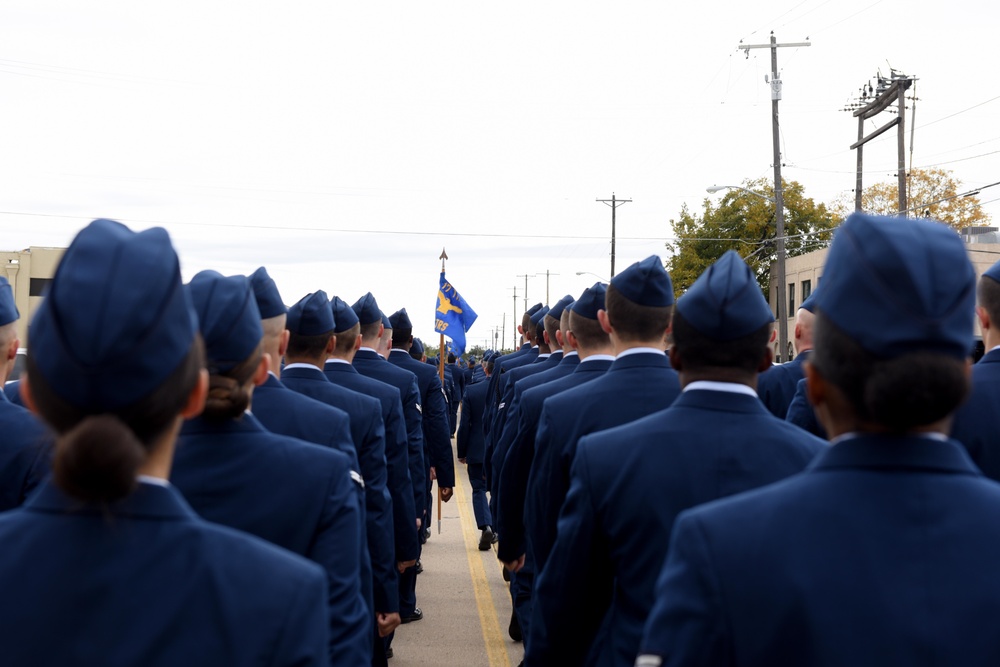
[438,247,448,535]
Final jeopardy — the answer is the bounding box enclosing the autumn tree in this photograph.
[666,178,836,299]
[830,167,990,229]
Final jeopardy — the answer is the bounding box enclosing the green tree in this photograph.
[666,178,836,298]
[830,167,991,229]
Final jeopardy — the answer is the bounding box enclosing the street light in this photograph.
[706,184,788,362]
[575,271,609,282]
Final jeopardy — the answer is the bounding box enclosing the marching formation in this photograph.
[2,209,1000,666]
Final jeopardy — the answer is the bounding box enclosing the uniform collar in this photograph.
[282,362,323,372]
[683,380,758,398]
[810,434,980,475]
[25,479,200,521]
[616,347,666,359]
[580,354,615,364]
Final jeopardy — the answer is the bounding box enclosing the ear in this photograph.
[543,330,552,346]
[597,309,613,335]
[517,325,525,335]
[5,337,19,362]
[181,369,209,419]
[977,306,991,332]
[253,352,271,387]
[668,346,683,372]
[277,329,290,358]
[794,322,804,340]
[757,345,774,373]
[565,330,579,350]
[354,334,363,351]
[803,361,825,409]
[377,323,385,339]
[555,329,566,348]
[326,335,338,356]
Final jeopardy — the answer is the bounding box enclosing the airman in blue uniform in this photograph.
[0,275,51,510]
[528,251,824,667]
[278,291,399,646]
[638,213,1000,667]
[950,259,1000,480]
[172,271,370,666]
[456,357,496,548]
[0,219,330,666]
[526,256,682,580]
[756,288,816,417]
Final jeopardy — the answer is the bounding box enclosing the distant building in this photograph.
[770,227,998,361]
[1,247,65,346]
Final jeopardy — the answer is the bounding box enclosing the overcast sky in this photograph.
[1,1,997,351]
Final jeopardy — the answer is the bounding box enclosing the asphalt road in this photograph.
[391,437,525,667]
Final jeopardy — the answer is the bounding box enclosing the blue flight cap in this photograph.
[287,291,335,336]
[30,219,197,411]
[611,255,674,307]
[0,276,18,326]
[983,258,1000,284]
[381,311,392,330]
[330,296,359,333]
[411,337,424,356]
[352,292,382,326]
[248,266,286,319]
[815,212,975,359]
[547,294,576,321]
[529,306,550,326]
[676,250,774,340]
[799,286,819,314]
[526,302,543,317]
[571,282,607,320]
[389,308,412,330]
[187,271,263,374]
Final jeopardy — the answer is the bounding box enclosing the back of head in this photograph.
[606,256,674,343]
[286,291,336,359]
[389,308,413,349]
[409,337,424,361]
[249,266,288,347]
[545,295,574,349]
[186,271,264,421]
[978,261,1000,326]
[569,282,610,350]
[811,213,975,431]
[353,292,384,342]
[330,296,361,355]
[27,219,202,504]
[672,250,774,376]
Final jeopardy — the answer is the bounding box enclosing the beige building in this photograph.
[771,228,1000,360]
[2,247,65,346]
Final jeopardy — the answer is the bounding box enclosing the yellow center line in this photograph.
[453,467,511,666]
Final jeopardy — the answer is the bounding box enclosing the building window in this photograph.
[29,278,52,297]
[802,279,812,301]
[788,282,795,314]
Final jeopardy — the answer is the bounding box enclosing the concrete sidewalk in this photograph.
[391,443,524,667]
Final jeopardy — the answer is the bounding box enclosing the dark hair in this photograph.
[569,311,610,349]
[287,330,334,358]
[521,311,533,338]
[408,345,422,361]
[448,353,456,363]
[978,275,1000,325]
[334,324,360,355]
[604,282,673,343]
[811,311,969,431]
[202,343,263,421]
[543,314,560,350]
[28,339,204,504]
[391,328,412,349]
[671,309,771,375]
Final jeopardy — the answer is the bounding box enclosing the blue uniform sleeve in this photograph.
[785,378,827,439]
[424,374,455,488]
[524,403,571,571]
[495,401,536,563]
[358,409,399,614]
[306,459,372,666]
[384,395,419,562]
[403,379,427,515]
[527,440,613,665]
[271,560,331,667]
[637,512,730,667]
[457,387,472,460]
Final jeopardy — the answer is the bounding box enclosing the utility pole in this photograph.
[739,32,809,363]
[517,273,535,310]
[509,286,518,350]
[596,193,631,278]
[536,270,560,305]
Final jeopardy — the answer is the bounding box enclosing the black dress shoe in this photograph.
[385,647,393,659]
[415,560,423,575]
[508,611,522,641]
[422,527,431,542]
[502,566,511,582]
[401,608,423,624]
[478,527,496,551]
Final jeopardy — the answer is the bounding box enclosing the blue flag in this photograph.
[435,271,477,355]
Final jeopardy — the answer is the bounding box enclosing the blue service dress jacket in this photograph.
[0,390,52,510]
[527,387,825,667]
[172,414,370,666]
[950,347,1000,480]
[526,350,681,572]
[3,379,24,406]
[353,348,427,520]
[324,360,419,562]
[490,352,564,453]
[638,434,1000,667]
[457,379,489,464]
[483,345,537,438]
[785,377,827,439]
[756,350,809,418]
[387,349,455,488]
[279,364,398,615]
[252,373,359,471]
[0,480,331,666]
